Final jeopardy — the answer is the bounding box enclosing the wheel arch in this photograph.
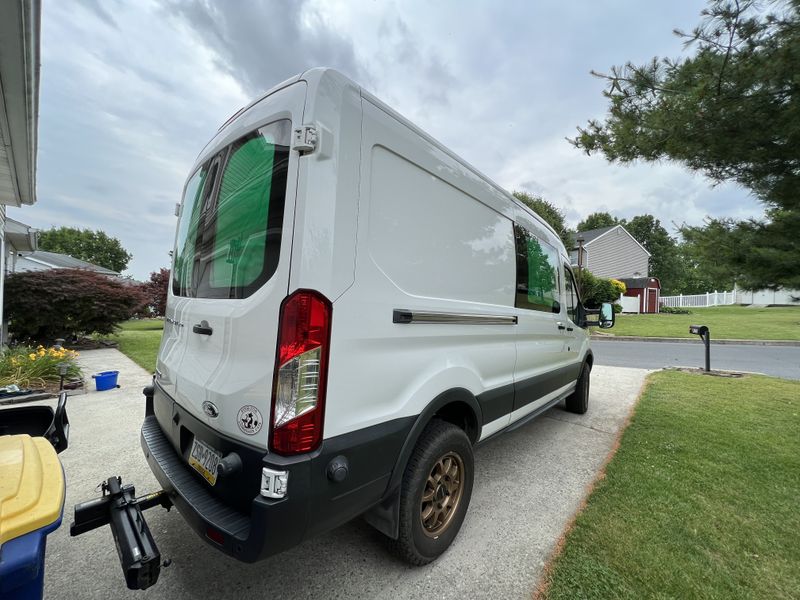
[363,388,482,539]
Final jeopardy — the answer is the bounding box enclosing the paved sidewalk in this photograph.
[42,349,649,600]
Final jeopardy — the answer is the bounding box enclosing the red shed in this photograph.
[619,277,661,314]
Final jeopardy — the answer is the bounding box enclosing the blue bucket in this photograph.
[92,371,119,391]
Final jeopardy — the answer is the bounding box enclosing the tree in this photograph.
[512,191,572,247]
[679,218,753,291]
[38,227,133,273]
[625,215,684,294]
[5,269,146,342]
[143,267,170,317]
[576,212,620,232]
[571,0,800,290]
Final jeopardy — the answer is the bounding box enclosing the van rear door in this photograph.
[157,83,305,449]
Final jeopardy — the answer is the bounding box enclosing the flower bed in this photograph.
[0,345,82,391]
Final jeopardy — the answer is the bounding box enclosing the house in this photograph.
[571,224,650,279]
[12,249,120,277]
[1,0,40,343]
[619,276,662,314]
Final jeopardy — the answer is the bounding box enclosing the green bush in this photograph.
[576,270,621,308]
[659,305,692,314]
[5,269,146,343]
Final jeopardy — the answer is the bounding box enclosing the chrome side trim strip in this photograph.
[393,309,517,325]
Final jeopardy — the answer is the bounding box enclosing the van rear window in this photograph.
[172,120,291,298]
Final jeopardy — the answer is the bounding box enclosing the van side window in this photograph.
[564,266,580,325]
[172,119,291,299]
[514,225,560,313]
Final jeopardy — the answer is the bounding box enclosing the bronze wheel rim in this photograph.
[420,451,465,538]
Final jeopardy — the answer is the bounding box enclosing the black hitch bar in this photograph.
[71,477,173,590]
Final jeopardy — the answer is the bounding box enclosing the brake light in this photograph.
[270,290,332,455]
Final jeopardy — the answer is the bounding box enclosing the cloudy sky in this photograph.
[10,0,764,279]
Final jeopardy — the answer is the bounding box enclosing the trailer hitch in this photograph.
[70,477,173,590]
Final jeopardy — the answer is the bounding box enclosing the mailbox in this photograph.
[689,325,708,337]
[689,324,711,372]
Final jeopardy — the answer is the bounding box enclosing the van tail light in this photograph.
[270,290,332,455]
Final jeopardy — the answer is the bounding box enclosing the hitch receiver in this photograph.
[71,477,173,590]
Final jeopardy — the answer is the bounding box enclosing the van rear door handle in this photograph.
[192,321,213,336]
[566,326,574,332]
[557,322,566,330]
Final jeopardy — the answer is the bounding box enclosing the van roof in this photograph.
[204,67,562,250]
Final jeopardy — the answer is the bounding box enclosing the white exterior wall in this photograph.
[585,227,648,279]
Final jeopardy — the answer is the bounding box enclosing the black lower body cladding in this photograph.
[141,382,415,562]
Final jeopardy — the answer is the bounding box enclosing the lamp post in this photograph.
[58,362,69,391]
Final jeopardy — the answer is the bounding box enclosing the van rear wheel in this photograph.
[565,362,590,414]
[391,419,474,565]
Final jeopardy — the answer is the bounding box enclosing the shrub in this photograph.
[659,305,692,315]
[5,269,147,343]
[613,303,623,314]
[576,270,622,308]
[610,278,627,295]
[0,345,82,389]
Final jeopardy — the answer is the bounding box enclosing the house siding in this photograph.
[585,227,649,279]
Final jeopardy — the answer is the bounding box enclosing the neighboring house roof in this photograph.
[573,224,651,257]
[15,250,119,276]
[4,216,37,251]
[0,0,41,207]
[619,276,661,289]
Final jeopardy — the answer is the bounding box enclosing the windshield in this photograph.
[172,119,291,299]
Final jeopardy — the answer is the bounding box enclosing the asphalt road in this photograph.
[40,349,649,600]
[592,339,800,380]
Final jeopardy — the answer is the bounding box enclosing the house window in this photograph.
[514,225,560,313]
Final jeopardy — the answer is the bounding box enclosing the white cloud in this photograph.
[12,0,766,279]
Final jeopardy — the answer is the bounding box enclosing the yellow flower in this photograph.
[38,349,46,357]
[29,353,37,361]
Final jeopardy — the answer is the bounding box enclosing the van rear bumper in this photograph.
[141,383,415,562]
[141,414,309,562]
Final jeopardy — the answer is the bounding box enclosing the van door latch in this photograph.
[292,125,317,155]
[192,320,213,336]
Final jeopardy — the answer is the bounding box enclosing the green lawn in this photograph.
[607,305,800,340]
[540,371,800,600]
[114,319,164,373]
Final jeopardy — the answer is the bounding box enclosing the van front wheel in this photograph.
[391,419,474,565]
[565,362,590,414]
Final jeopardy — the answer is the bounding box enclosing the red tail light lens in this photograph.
[270,290,332,455]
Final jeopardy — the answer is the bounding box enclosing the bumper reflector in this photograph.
[260,467,289,499]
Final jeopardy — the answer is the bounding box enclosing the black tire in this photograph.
[390,419,474,565]
[565,362,590,414]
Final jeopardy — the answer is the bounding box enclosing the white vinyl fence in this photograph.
[660,288,800,308]
[660,290,736,308]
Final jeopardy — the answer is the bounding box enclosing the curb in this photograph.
[590,335,800,347]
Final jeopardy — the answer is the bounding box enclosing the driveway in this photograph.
[41,349,648,599]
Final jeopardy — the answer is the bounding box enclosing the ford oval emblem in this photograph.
[202,401,219,418]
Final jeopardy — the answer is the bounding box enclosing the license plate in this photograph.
[188,438,222,486]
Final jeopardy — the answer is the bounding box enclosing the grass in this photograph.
[540,371,800,600]
[607,305,800,340]
[113,319,164,373]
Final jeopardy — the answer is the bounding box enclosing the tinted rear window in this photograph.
[172,120,291,298]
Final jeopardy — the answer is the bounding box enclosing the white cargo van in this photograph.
[142,68,614,566]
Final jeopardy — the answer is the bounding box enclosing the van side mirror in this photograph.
[598,302,615,329]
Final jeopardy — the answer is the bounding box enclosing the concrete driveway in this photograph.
[40,349,648,599]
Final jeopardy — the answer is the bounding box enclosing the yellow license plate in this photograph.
[188,438,222,486]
